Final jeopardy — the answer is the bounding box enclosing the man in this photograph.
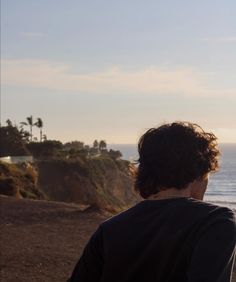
[69,122,236,282]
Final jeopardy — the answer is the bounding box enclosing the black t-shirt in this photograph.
[69,198,236,282]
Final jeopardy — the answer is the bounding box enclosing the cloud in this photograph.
[2,59,235,97]
[20,32,45,38]
[201,36,236,43]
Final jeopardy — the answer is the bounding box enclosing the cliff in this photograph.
[0,156,138,212]
[37,157,138,212]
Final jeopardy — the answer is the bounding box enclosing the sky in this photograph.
[1,0,236,144]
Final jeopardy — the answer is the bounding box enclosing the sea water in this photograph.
[205,144,236,209]
[108,144,236,209]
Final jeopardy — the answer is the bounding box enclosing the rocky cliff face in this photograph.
[36,157,138,212]
[0,157,138,212]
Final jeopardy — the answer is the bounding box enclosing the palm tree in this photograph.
[35,118,43,142]
[20,115,34,142]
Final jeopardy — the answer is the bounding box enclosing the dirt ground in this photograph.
[0,196,109,282]
[1,195,236,282]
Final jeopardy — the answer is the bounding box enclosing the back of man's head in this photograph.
[135,122,220,198]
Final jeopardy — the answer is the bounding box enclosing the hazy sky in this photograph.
[1,0,236,144]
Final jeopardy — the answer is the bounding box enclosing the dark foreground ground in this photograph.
[0,196,236,282]
[0,196,108,282]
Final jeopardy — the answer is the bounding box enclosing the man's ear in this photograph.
[189,175,209,200]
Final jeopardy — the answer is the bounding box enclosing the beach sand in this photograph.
[0,196,235,282]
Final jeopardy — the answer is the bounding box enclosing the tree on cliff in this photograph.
[64,141,84,151]
[27,140,63,159]
[108,149,122,160]
[20,115,35,142]
[6,119,13,127]
[35,118,43,142]
[19,126,31,142]
[99,140,107,151]
[93,140,99,149]
[0,123,30,157]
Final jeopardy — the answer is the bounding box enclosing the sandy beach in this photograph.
[0,195,235,282]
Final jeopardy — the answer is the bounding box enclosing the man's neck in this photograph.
[147,187,191,200]
[147,177,207,201]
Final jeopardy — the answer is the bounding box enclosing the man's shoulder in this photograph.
[99,201,149,231]
[186,199,236,235]
[100,198,236,231]
[188,199,235,218]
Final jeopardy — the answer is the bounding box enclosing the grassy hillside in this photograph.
[0,162,45,200]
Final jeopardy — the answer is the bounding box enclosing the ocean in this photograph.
[108,144,236,209]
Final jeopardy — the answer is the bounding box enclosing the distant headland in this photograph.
[0,116,139,212]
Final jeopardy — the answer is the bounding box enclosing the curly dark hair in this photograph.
[135,122,220,199]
